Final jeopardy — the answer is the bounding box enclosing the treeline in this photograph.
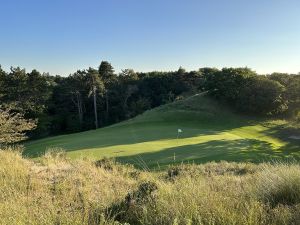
[204,68,300,116]
[0,62,299,138]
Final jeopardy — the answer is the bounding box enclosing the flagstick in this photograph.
[175,129,182,163]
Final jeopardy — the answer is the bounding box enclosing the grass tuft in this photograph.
[255,163,300,207]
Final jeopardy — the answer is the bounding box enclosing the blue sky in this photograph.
[0,0,299,75]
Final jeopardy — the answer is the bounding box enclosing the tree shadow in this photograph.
[23,117,253,157]
[23,115,299,164]
[259,122,300,153]
[116,139,300,169]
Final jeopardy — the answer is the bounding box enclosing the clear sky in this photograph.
[0,0,299,76]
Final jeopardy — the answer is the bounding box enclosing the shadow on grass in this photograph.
[23,118,252,157]
[23,116,300,165]
[259,122,300,156]
[116,139,300,169]
[261,122,300,141]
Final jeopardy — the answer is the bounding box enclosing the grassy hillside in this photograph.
[24,94,300,168]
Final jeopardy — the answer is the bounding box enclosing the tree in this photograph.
[0,67,53,137]
[119,69,139,113]
[204,67,256,102]
[0,106,36,145]
[237,76,287,115]
[268,73,291,86]
[3,67,27,107]
[98,61,115,83]
[0,66,6,99]
[98,61,116,121]
[267,73,300,117]
[1,63,297,137]
[26,69,53,116]
[87,68,104,129]
[202,68,289,115]
[177,66,186,75]
[285,75,300,117]
[67,70,88,127]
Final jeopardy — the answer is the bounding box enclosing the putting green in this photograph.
[24,94,300,168]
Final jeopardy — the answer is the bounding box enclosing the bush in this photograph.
[166,161,258,180]
[107,181,158,223]
[95,157,115,171]
[237,76,287,115]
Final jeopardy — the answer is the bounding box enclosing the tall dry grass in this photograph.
[0,149,300,225]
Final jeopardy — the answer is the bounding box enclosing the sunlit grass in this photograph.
[24,94,300,167]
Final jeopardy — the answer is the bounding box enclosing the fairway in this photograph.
[25,94,300,168]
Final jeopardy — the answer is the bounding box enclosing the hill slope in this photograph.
[25,94,300,168]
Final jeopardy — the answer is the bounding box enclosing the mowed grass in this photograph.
[24,94,300,168]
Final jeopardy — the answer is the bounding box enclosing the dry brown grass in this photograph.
[1,149,300,225]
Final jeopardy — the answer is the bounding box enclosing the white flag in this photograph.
[178,129,182,133]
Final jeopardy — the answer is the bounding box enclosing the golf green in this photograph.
[24,94,300,168]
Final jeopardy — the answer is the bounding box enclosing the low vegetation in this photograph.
[0,106,36,145]
[1,149,300,225]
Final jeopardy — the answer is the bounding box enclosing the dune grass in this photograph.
[24,94,300,168]
[1,149,300,225]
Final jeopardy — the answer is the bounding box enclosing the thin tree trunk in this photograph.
[93,86,98,129]
[123,94,129,111]
[71,92,83,128]
[105,90,109,121]
[76,93,83,126]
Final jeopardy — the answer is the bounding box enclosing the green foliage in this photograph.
[0,67,54,138]
[204,67,255,101]
[285,75,300,117]
[268,72,292,86]
[203,67,294,115]
[86,67,104,93]
[98,61,116,85]
[0,63,299,138]
[237,76,287,115]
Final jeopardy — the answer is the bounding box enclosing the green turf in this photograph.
[24,94,300,168]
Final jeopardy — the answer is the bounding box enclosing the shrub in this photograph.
[107,181,158,223]
[95,157,115,171]
[166,161,258,180]
[0,106,36,145]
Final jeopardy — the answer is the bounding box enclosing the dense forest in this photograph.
[0,61,299,139]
